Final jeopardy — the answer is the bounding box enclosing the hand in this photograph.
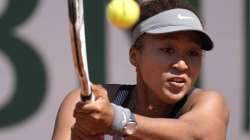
[71,125,104,140]
[73,85,114,135]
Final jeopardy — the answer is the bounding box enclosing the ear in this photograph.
[129,47,139,67]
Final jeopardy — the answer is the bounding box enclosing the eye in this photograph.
[188,49,202,57]
[159,47,175,55]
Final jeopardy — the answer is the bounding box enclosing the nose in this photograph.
[172,59,188,72]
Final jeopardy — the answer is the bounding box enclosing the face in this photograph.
[130,31,203,104]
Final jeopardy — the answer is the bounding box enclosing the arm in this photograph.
[52,88,229,140]
[129,91,230,140]
[51,85,113,140]
[51,89,80,140]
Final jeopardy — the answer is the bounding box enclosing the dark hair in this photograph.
[132,0,202,49]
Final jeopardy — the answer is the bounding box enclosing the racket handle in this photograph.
[80,92,95,102]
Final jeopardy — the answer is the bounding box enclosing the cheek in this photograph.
[188,60,202,83]
[140,50,171,75]
[139,57,160,81]
[138,55,169,91]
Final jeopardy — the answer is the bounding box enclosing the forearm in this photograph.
[131,115,197,140]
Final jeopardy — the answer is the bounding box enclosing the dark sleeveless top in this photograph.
[103,84,195,140]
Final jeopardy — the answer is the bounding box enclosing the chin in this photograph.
[161,85,189,104]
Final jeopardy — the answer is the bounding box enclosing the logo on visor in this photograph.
[177,14,195,20]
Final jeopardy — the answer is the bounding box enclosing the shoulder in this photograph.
[184,89,229,119]
[190,89,229,114]
[180,89,230,139]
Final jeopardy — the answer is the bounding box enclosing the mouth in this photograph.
[166,77,187,90]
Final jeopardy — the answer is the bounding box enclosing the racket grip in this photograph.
[80,92,95,102]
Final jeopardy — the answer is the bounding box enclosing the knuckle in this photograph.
[92,113,101,121]
[95,104,102,112]
[73,109,80,118]
[73,110,77,118]
[102,89,108,96]
[96,85,106,91]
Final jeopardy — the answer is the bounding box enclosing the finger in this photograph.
[73,123,104,139]
[73,122,94,135]
[72,127,97,140]
[80,135,104,140]
[91,85,108,99]
[74,108,95,120]
[75,102,85,110]
[74,102,92,117]
[71,125,88,140]
[97,134,104,140]
[85,134,104,140]
[74,101,100,114]
[74,103,104,122]
[75,95,102,113]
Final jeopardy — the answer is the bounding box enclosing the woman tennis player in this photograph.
[52,0,229,140]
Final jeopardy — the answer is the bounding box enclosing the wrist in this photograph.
[107,102,115,132]
[110,103,137,136]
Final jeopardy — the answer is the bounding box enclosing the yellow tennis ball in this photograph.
[106,0,140,29]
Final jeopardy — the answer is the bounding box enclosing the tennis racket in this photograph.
[68,0,94,101]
